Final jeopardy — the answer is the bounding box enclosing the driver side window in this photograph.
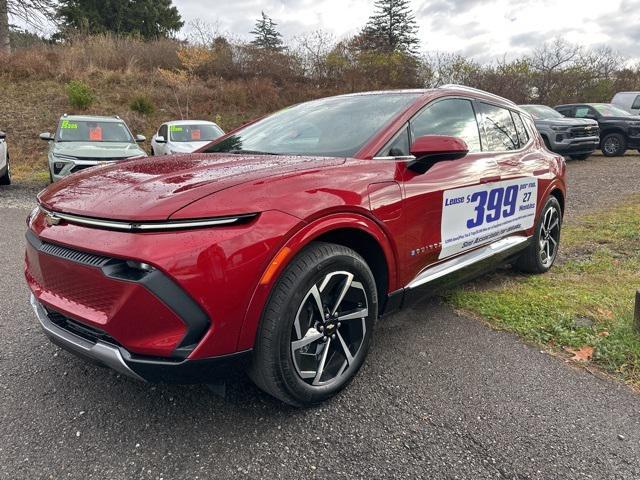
[575,107,595,118]
[410,98,482,153]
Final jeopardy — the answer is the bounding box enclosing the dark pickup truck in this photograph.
[555,103,640,157]
[520,105,599,160]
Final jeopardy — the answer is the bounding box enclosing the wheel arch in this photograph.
[236,213,398,351]
[549,187,565,215]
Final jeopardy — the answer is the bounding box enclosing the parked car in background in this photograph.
[40,115,147,182]
[0,130,10,185]
[520,105,599,160]
[26,86,567,406]
[151,120,224,156]
[611,92,640,115]
[555,103,640,157]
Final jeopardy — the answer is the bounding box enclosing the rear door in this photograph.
[631,95,640,115]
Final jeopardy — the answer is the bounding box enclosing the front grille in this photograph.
[40,241,111,268]
[571,127,599,138]
[47,309,119,346]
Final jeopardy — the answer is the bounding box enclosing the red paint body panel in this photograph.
[25,87,567,371]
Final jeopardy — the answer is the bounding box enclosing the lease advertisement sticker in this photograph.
[440,177,538,259]
[89,127,103,141]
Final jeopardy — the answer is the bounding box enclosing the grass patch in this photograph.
[449,195,640,386]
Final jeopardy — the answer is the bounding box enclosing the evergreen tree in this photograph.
[360,0,419,55]
[250,11,284,52]
[56,0,184,39]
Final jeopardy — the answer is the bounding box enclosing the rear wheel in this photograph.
[568,153,590,161]
[601,133,626,157]
[0,154,11,185]
[515,196,562,274]
[249,242,377,406]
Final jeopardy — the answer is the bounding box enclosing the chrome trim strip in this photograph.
[39,206,253,232]
[30,294,145,382]
[407,236,530,290]
[372,155,417,161]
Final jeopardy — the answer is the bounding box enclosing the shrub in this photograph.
[129,95,155,115]
[65,80,95,109]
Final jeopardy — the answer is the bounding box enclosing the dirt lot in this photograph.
[1,154,640,479]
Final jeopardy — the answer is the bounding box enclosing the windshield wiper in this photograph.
[227,149,278,156]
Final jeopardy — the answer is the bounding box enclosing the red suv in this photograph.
[25,86,566,406]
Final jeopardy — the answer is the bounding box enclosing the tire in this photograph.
[151,147,155,156]
[542,136,552,151]
[568,153,590,161]
[0,154,10,185]
[601,133,626,157]
[515,196,562,274]
[48,167,54,184]
[248,242,378,407]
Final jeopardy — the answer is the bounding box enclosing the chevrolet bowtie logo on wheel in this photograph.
[44,213,61,226]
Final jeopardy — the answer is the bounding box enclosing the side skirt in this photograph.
[383,235,531,313]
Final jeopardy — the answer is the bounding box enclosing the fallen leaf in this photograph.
[567,346,594,362]
[597,331,610,337]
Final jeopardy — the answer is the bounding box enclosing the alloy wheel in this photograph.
[603,136,621,155]
[290,271,369,387]
[539,206,560,268]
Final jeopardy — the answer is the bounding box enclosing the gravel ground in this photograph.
[2,156,640,479]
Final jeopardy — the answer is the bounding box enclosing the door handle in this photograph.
[480,175,501,184]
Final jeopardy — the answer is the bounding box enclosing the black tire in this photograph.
[0,154,11,185]
[48,167,54,184]
[515,196,562,274]
[568,153,590,161]
[248,242,378,407]
[542,136,552,151]
[151,147,155,156]
[601,133,626,157]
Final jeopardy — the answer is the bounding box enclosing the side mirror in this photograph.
[135,135,146,143]
[39,132,54,142]
[0,131,5,140]
[408,135,469,174]
[155,135,166,144]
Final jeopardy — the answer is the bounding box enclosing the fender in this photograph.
[236,212,398,351]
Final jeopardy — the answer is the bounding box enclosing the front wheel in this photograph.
[601,133,626,157]
[249,242,378,407]
[515,196,562,274]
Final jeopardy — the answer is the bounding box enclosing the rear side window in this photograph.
[632,96,640,110]
[410,98,481,153]
[511,112,529,147]
[556,107,573,117]
[478,103,519,152]
[575,107,593,118]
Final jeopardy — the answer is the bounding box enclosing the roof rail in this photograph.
[62,113,68,117]
[114,115,120,119]
[438,84,516,106]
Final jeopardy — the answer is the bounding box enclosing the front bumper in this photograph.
[550,137,600,155]
[31,294,251,383]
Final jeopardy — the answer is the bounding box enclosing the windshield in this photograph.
[203,93,422,157]
[520,105,563,120]
[56,119,134,143]
[170,124,224,142]
[592,104,632,117]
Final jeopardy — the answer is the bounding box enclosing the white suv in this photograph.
[151,120,224,156]
[0,130,10,185]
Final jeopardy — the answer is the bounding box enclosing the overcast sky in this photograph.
[176,0,640,62]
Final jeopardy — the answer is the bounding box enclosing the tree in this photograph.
[250,11,284,52]
[56,0,184,39]
[0,0,56,54]
[359,0,419,55]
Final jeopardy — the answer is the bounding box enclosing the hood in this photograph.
[39,153,346,221]
[53,142,146,159]
[535,117,598,127]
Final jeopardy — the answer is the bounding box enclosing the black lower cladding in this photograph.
[26,230,211,359]
[122,349,253,384]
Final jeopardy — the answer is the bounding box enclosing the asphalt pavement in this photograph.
[2,155,640,479]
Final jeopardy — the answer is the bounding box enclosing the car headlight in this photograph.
[550,126,570,131]
[628,121,640,128]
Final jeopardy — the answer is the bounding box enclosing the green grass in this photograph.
[449,195,640,386]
